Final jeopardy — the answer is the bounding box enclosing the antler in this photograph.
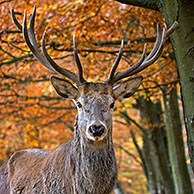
[11,5,86,85]
[106,21,179,85]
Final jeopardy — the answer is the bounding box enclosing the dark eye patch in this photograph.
[110,102,115,109]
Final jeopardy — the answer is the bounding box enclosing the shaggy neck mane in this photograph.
[69,115,117,194]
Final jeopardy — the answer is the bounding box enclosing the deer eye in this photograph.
[110,102,115,109]
[76,102,82,109]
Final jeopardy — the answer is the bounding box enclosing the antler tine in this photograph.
[106,39,124,84]
[10,8,22,31]
[127,22,179,76]
[73,34,86,84]
[144,23,163,61]
[132,22,178,75]
[28,6,78,83]
[16,8,57,73]
[124,25,165,76]
[107,21,177,84]
[165,21,179,39]
[42,32,79,84]
[11,6,82,85]
[28,5,39,49]
[22,9,63,74]
[112,43,147,83]
[22,10,41,61]
[105,25,163,85]
[29,5,36,30]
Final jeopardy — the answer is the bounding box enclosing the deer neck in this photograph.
[70,115,117,194]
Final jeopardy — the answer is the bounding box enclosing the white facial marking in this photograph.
[74,94,114,142]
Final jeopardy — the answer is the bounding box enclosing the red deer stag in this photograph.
[0,6,178,194]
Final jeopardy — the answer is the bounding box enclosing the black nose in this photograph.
[89,125,105,137]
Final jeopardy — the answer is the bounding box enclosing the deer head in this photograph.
[11,6,178,146]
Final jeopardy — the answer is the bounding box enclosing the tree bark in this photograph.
[142,134,159,194]
[135,97,175,194]
[115,0,194,174]
[163,87,193,194]
[161,0,194,174]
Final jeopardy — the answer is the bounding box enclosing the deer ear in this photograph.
[113,76,143,100]
[50,76,78,99]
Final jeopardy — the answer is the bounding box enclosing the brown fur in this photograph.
[0,80,142,194]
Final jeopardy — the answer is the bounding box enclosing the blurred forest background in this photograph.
[0,0,193,193]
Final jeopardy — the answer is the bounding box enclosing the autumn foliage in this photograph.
[0,0,178,193]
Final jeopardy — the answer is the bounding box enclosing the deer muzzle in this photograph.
[89,125,105,137]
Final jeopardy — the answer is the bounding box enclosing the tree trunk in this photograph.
[142,134,160,194]
[115,0,194,175]
[131,128,161,194]
[161,0,194,175]
[163,87,193,194]
[135,97,175,194]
